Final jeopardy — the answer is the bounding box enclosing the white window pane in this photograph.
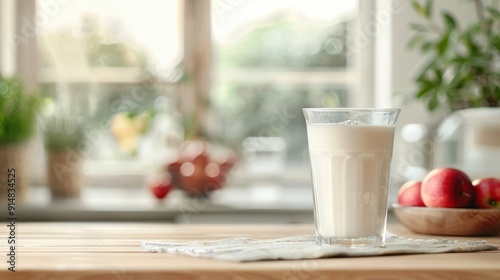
[212,0,357,41]
[36,0,183,161]
[210,0,356,164]
[37,0,182,69]
[212,83,348,161]
[212,0,356,69]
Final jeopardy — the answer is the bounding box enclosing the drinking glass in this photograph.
[303,108,400,247]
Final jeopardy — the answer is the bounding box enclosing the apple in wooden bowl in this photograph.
[394,168,500,236]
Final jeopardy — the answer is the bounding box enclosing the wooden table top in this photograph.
[1,222,499,279]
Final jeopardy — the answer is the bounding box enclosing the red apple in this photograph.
[166,139,237,196]
[472,178,500,209]
[178,160,205,195]
[149,174,173,199]
[398,181,425,207]
[421,168,475,208]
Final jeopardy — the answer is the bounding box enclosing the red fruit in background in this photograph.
[166,139,237,196]
[204,162,228,192]
[168,160,182,176]
[149,174,173,199]
[178,161,205,195]
[398,181,425,207]
[473,178,500,209]
[421,168,475,208]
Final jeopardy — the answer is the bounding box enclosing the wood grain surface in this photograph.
[0,223,499,280]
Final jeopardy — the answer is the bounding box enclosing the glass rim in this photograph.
[302,108,400,113]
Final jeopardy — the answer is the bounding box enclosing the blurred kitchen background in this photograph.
[1,0,499,222]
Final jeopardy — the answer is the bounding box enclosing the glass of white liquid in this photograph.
[303,108,400,247]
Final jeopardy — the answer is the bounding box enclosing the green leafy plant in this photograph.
[0,76,39,144]
[409,0,500,112]
[43,114,86,152]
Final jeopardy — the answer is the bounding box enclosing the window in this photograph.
[211,1,357,165]
[37,0,182,148]
[6,0,376,188]
[34,0,184,181]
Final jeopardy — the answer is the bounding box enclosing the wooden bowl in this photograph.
[392,204,500,236]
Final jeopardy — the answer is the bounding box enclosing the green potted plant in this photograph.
[43,113,86,198]
[409,0,500,111]
[0,76,39,200]
[409,0,500,178]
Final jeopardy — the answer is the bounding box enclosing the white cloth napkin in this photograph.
[141,233,498,262]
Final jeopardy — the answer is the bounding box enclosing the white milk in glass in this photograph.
[306,123,396,239]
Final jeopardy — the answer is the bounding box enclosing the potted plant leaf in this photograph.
[43,112,86,198]
[0,76,39,200]
[409,0,500,177]
[409,0,500,111]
